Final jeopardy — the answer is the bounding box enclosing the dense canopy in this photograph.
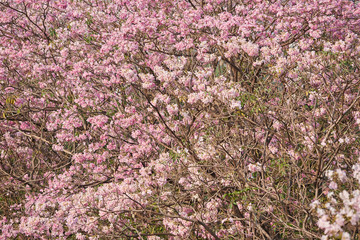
[0,0,360,239]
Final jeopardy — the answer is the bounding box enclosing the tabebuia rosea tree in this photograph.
[0,0,359,239]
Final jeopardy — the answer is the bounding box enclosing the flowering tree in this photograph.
[0,0,359,239]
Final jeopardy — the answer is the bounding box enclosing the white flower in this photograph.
[230,100,242,109]
[248,163,262,173]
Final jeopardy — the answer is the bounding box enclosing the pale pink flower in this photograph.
[248,163,262,173]
[242,42,259,57]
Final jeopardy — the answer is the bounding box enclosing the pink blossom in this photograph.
[242,42,259,57]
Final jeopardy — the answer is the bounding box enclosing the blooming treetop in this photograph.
[0,0,360,239]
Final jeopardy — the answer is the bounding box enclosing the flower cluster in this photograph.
[0,0,360,239]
